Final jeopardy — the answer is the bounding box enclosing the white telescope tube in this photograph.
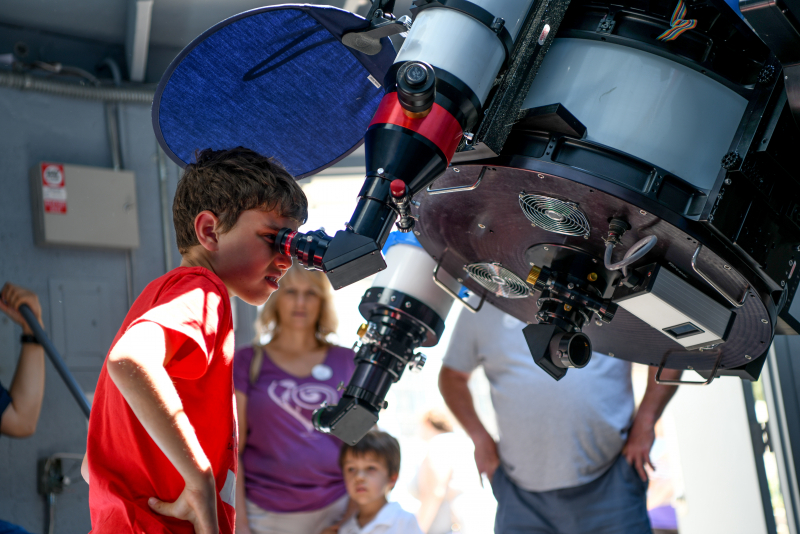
[372,243,459,320]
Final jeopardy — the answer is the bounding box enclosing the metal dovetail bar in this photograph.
[427,166,487,195]
[433,256,485,313]
[691,244,748,308]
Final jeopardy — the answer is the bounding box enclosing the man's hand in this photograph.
[622,414,655,482]
[473,431,500,481]
[149,474,219,534]
[622,365,682,482]
[0,283,43,335]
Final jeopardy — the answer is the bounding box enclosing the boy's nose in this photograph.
[274,252,292,270]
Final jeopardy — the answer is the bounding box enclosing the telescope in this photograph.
[154,0,800,441]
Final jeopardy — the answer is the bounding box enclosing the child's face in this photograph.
[342,451,397,507]
[212,209,298,306]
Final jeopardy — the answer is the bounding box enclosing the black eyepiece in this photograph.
[276,228,331,271]
[405,64,428,86]
[551,331,592,369]
[396,61,436,114]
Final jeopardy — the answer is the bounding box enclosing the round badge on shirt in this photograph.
[311,364,333,381]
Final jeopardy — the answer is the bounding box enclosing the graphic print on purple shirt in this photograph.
[233,345,356,513]
[267,377,338,434]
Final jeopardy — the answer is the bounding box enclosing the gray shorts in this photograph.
[492,454,651,534]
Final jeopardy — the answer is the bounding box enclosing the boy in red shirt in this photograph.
[81,147,308,534]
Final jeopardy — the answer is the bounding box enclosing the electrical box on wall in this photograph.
[30,162,140,249]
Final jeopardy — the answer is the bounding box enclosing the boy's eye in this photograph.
[263,234,276,244]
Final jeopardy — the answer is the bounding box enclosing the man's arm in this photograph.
[107,321,218,534]
[438,365,499,480]
[0,283,46,438]
[622,365,682,481]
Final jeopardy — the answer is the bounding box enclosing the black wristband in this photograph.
[21,334,39,345]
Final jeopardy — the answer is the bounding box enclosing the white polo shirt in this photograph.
[339,502,424,534]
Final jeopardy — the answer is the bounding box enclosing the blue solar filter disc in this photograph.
[153,5,395,178]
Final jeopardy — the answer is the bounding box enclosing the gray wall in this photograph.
[0,86,256,533]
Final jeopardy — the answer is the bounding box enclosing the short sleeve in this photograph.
[442,308,481,374]
[0,381,11,419]
[233,346,255,395]
[129,274,229,380]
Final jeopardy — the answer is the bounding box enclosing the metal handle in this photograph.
[433,258,485,313]
[691,245,748,308]
[655,348,723,386]
[19,305,91,419]
[427,166,487,195]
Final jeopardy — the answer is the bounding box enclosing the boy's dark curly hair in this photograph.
[173,147,308,254]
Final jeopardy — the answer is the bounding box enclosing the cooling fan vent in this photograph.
[519,193,591,237]
[465,263,531,299]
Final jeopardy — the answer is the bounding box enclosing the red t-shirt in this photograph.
[87,267,237,533]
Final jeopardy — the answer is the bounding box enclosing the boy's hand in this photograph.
[0,283,43,335]
[320,527,340,534]
[149,476,219,534]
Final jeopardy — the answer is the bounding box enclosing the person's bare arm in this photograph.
[438,365,499,480]
[234,390,252,534]
[108,321,218,534]
[415,455,450,532]
[622,365,682,481]
[0,283,46,438]
[81,452,90,485]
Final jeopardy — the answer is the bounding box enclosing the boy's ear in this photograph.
[388,473,399,490]
[194,210,221,251]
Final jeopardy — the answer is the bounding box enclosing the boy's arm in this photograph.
[107,321,218,534]
[81,453,90,485]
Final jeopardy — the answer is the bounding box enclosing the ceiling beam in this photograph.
[126,0,153,82]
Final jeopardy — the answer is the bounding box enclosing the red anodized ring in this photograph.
[369,93,463,162]
[282,230,297,256]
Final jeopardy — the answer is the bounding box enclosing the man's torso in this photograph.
[444,305,635,492]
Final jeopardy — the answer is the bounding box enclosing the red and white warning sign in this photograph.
[41,163,67,214]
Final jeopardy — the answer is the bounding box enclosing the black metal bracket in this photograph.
[366,0,397,21]
[516,103,587,138]
[741,0,800,128]
[410,0,514,63]
[595,10,616,34]
[473,0,573,156]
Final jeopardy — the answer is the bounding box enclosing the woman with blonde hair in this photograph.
[233,264,355,534]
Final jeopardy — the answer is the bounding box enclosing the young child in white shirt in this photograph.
[325,430,424,534]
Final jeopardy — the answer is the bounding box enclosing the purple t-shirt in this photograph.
[233,344,355,513]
